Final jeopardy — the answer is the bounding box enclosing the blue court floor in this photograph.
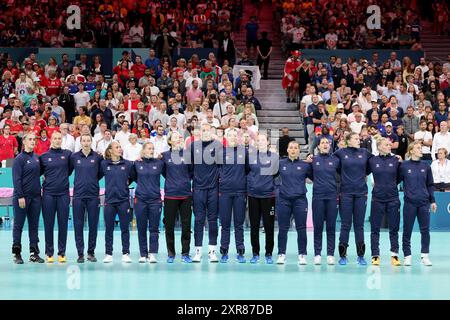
[1,229,450,300]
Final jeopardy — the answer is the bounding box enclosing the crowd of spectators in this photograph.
[0,0,242,51]
[275,0,431,52]
[295,50,450,188]
[0,48,264,165]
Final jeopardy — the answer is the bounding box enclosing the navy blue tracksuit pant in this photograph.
[219,193,246,254]
[312,198,338,256]
[72,197,100,256]
[104,202,131,255]
[402,201,430,257]
[12,196,41,253]
[193,187,218,247]
[134,198,162,257]
[339,194,367,251]
[277,196,308,255]
[370,199,400,256]
[42,193,70,257]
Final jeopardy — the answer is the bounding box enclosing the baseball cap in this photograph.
[385,122,393,127]
[33,77,40,82]
[116,112,125,118]
[337,103,344,109]
[8,93,16,98]
[352,102,359,107]
[371,97,378,102]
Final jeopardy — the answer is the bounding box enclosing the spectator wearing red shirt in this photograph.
[131,55,146,80]
[113,60,130,89]
[27,115,41,137]
[0,124,18,163]
[45,70,62,97]
[44,115,60,139]
[124,90,141,111]
[5,115,24,136]
[34,129,50,155]
[65,66,86,84]
[34,110,47,130]
[2,59,19,82]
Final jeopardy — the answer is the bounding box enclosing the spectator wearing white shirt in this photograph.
[431,121,450,160]
[73,82,91,108]
[74,124,97,152]
[123,134,143,161]
[300,87,323,107]
[60,123,75,152]
[165,116,184,136]
[114,120,131,148]
[151,102,170,127]
[93,122,108,143]
[213,92,232,120]
[350,113,365,134]
[415,57,429,78]
[150,124,170,156]
[201,109,221,128]
[96,129,113,156]
[221,104,239,127]
[169,104,186,129]
[430,148,450,191]
[246,116,258,135]
[347,102,366,123]
[185,69,202,90]
[414,120,433,161]
[129,21,144,47]
[148,77,160,96]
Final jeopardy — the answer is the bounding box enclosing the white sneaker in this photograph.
[103,254,113,263]
[276,254,286,264]
[421,254,432,266]
[404,255,412,266]
[327,256,335,265]
[208,250,219,263]
[121,254,132,263]
[138,256,147,263]
[147,253,157,263]
[313,255,321,265]
[192,247,202,263]
[298,255,307,265]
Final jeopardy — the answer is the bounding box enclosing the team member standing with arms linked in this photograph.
[310,137,340,265]
[40,131,73,263]
[333,132,373,266]
[368,138,402,266]
[247,134,278,264]
[218,129,248,263]
[100,141,134,263]
[276,141,312,265]
[70,134,103,263]
[133,142,165,263]
[400,141,437,266]
[161,131,193,263]
[191,123,221,263]
[12,132,45,264]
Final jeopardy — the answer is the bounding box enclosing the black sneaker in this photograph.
[14,253,24,264]
[286,97,291,103]
[77,255,85,263]
[87,254,97,262]
[29,253,44,263]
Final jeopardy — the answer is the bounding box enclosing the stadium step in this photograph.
[420,21,450,62]
[258,116,302,123]
[257,110,300,117]
[239,0,307,155]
